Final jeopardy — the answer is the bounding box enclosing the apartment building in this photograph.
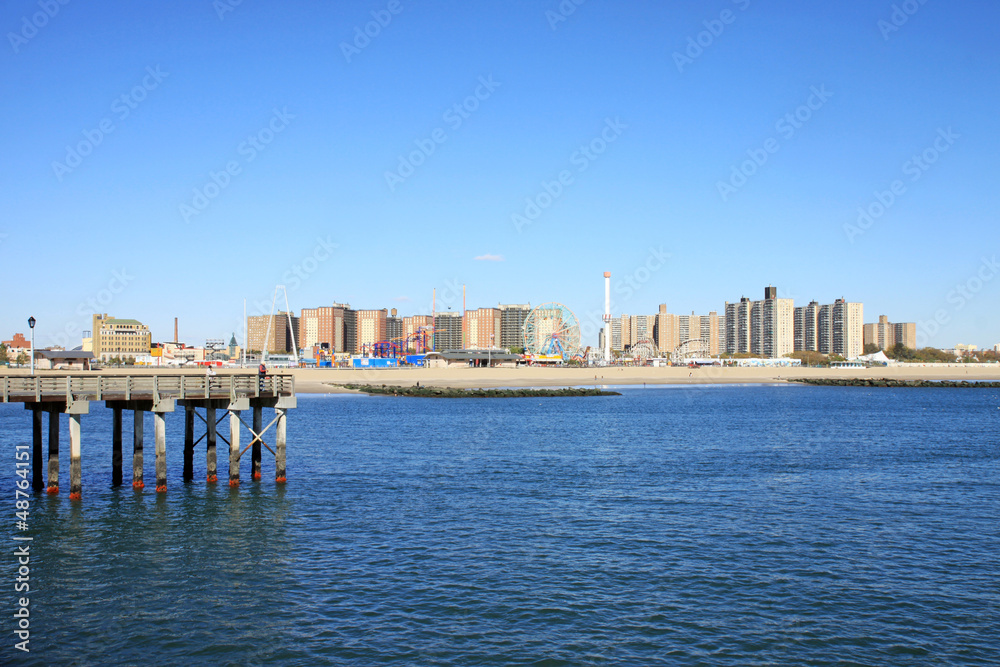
[499,304,531,350]
[91,314,152,361]
[433,312,463,351]
[725,287,793,358]
[466,307,501,349]
[863,315,917,351]
[247,313,299,354]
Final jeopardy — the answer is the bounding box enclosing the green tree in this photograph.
[15,351,29,367]
[0,343,8,365]
[786,350,829,367]
[863,343,881,355]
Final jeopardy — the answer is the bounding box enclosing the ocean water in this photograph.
[2,385,999,665]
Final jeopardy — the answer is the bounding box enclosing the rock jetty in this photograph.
[789,378,1000,388]
[342,384,621,398]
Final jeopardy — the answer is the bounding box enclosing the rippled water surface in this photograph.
[2,385,999,665]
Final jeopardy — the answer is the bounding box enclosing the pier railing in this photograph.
[0,373,295,404]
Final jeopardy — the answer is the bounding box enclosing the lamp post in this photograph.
[489,333,494,368]
[27,316,36,375]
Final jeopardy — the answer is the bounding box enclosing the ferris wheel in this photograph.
[522,302,582,360]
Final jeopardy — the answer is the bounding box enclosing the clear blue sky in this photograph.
[2,0,998,349]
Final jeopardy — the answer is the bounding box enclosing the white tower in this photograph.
[603,272,612,363]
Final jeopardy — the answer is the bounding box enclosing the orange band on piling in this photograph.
[229,480,239,487]
[69,492,82,500]
[132,481,144,489]
[207,474,217,483]
[46,486,59,494]
[253,473,262,480]
[156,485,167,493]
[275,476,286,483]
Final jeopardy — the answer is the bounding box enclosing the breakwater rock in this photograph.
[790,378,1000,388]
[342,384,621,398]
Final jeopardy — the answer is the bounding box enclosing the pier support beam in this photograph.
[229,410,240,487]
[47,410,59,494]
[112,407,123,487]
[32,408,43,492]
[207,407,218,483]
[275,407,287,483]
[69,413,82,500]
[252,405,262,481]
[133,410,144,489]
[183,406,194,483]
[154,411,167,493]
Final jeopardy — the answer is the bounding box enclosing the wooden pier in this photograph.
[1,373,296,499]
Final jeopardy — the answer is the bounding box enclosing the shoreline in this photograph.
[287,364,1000,394]
[5,365,998,394]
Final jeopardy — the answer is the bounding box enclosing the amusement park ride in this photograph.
[358,302,588,364]
[359,327,433,359]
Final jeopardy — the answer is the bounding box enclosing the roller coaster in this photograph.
[361,327,433,359]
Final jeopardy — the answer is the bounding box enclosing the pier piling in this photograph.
[112,407,123,487]
[275,407,287,483]
[133,410,144,489]
[183,406,194,483]
[229,409,240,487]
[47,410,59,494]
[207,407,218,483]
[154,411,167,492]
[252,405,262,481]
[32,409,43,492]
[68,413,82,500]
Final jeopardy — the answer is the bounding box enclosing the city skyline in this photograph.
[7,277,996,356]
[2,2,998,348]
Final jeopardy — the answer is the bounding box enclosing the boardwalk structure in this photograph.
[1,373,296,499]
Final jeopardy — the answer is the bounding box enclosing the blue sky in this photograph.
[2,0,998,349]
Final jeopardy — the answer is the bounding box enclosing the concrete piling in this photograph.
[154,411,167,493]
[68,413,82,500]
[47,410,59,494]
[229,410,240,487]
[275,408,287,483]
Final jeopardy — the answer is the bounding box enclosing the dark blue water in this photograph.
[2,385,999,665]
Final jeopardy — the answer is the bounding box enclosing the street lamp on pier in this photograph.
[28,316,36,376]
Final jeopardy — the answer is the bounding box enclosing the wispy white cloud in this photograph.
[475,254,504,262]
[393,296,411,302]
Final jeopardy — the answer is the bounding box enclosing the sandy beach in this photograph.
[287,364,1000,394]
